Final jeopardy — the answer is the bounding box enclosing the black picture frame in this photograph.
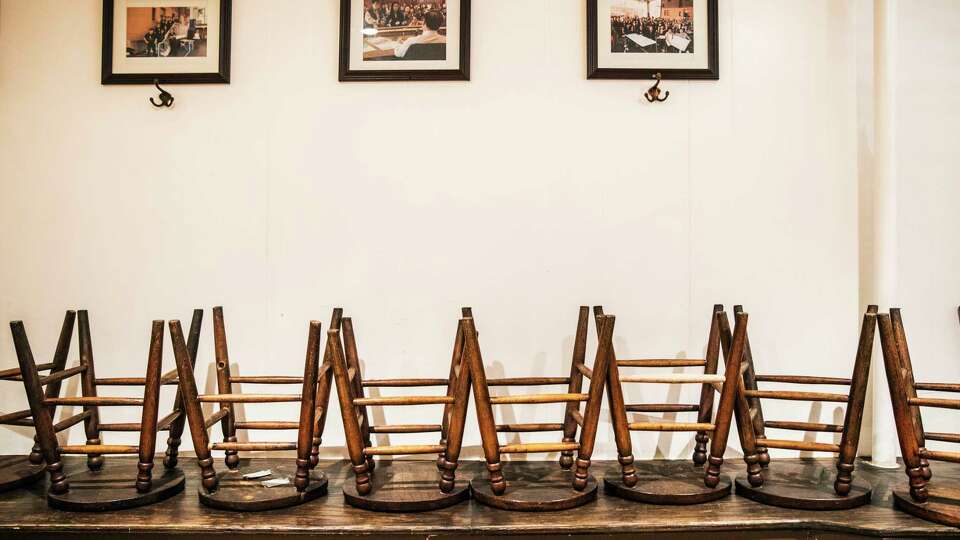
[339,0,471,82]
[102,0,232,85]
[587,0,718,80]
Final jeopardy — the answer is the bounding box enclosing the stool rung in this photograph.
[210,442,297,451]
[909,397,960,410]
[755,438,840,453]
[0,409,33,424]
[53,411,92,432]
[625,404,699,413]
[487,377,571,387]
[45,397,143,406]
[354,396,454,406]
[489,393,588,405]
[363,444,445,456]
[369,424,442,433]
[499,442,580,454]
[628,422,714,432]
[915,382,960,393]
[362,378,449,388]
[919,449,960,463]
[229,376,303,384]
[570,410,584,426]
[38,365,86,386]
[743,390,848,403]
[924,432,960,444]
[204,408,230,428]
[754,375,852,385]
[620,374,725,384]
[496,423,564,432]
[618,359,706,368]
[198,394,301,403]
[59,444,139,454]
[575,363,593,379]
[234,421,299,430]
[764,420,843,433]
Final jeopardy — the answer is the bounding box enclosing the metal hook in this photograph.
[150,79,175,108]
[644,73,669,103]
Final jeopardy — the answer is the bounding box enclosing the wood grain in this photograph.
[0,457,957,536]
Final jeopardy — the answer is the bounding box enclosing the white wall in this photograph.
[890,0,960,454]
[0,0,893,463]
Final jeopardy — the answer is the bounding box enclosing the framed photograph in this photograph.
[587,0,718,80]
[102,0,232,84]
[339,0,470,81]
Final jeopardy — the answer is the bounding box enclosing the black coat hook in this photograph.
[644,73,669,103]
[150,79,174,108]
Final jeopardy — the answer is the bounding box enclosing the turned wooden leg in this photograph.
[294,321,321,492]
[164,309,202,469]
[329,328,373,496]
[906,461,929,502]
[706,310,747,488]
[212,307,240,470]
[573,314,616,492]
[438,315,472,493]
[461,318,507,496]
[136,321,165,493]
[694,305,724,467]
[77,311,105,471]
[29,438,43,465]
[693,433,710,467]
[561,307,590,471]
[11,321,70,495]
[169,320,219,493]
[878,312,929,502]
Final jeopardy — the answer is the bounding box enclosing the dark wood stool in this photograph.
[878,307,960,527]
[0,311,77,492]
[731,305,876,510]
[463,308,614,511]
[330,308,471,512]
[597,305,748,504]
[168,306,329,511]
[11,309,201,511]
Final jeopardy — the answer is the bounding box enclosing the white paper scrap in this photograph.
[262,477,291,488]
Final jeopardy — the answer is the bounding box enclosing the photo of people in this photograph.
[126,5,208,58]
[610,0,694,54]
[361,1,448,61]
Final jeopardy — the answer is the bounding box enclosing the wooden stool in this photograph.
[597,305,748,504]
[0,311,77,492]
[731,305,876,510]
[463,308,614,511]
[168,306,329,511]
[11,309,201,511]
[329,308,471,512]
[878,307,960,528]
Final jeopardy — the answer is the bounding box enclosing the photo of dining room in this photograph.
[126,5,208,58]
[361,0,448,61]
[610,0,695,54]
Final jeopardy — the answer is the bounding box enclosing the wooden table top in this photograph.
[0,456,958,539]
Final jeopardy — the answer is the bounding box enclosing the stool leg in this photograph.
[329,330,371,495]
[170,320,219,493]
[137,321,165,493]
[834,310,874,496]
[462,318,506,495]
[295,321,322,492]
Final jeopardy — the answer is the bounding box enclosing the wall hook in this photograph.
[644,73,669,103]
[150,79,175,108]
